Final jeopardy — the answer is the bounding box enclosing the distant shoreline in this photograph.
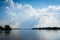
[32,27,60,30]
[11,27,60,30]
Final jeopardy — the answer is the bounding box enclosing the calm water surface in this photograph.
[0,30,60,40]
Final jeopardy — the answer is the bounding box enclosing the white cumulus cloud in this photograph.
[5,0,60,28]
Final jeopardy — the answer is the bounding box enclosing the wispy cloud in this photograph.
[35,5,60,27]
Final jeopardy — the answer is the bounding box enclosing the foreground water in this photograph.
[0,30,60,40]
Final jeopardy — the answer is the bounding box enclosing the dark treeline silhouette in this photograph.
[0,25,12,30]
[32,27,60,30]
[0,26,5,30]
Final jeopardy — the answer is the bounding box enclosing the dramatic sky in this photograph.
[0,0,60,28]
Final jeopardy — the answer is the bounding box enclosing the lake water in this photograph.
[0,30,60,40]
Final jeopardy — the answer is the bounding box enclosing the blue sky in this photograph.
[0,0,60,28]
[13,0,60,8]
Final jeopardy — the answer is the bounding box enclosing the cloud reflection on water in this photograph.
[36,30,60,40]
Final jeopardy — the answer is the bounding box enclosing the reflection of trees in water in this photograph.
[0,30,11,35]
[5,30,11,34]
[0,30,12,40]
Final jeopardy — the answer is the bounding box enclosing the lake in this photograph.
[0,30,60,40]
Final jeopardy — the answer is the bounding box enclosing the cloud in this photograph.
[4,0,60,28]
[35,5,60,27]
[0,21,6,27]
[5,0,37,28]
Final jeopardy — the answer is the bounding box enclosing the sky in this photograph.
[0,0,60,28]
